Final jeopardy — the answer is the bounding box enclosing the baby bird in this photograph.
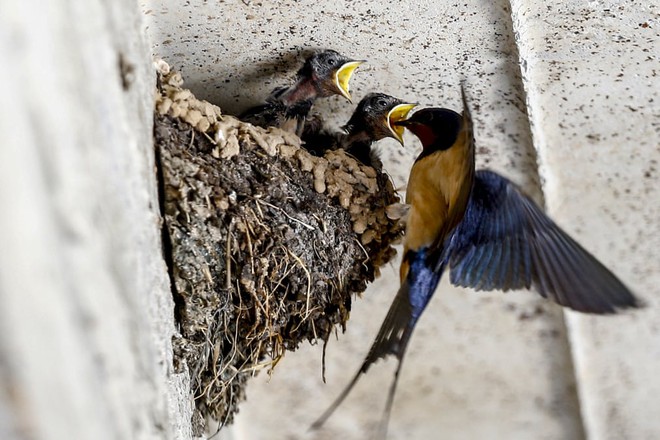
[302,93,416,168]
[240,50,363,137]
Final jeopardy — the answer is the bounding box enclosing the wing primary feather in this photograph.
[543,225,609,312]
[450,248,469,287]
[480,244,499,290]
[516,193,574,305]
[469,244,491,290]
[476,211,499,290]
[497,199,518,288]
[507,186,534,289]
[539,231,589,311]
[498,236,512,288]
[547,224,630,312]
[502,201,528,290]
[509,234,522,288]
[520,234,533,290]
[560,229,632,308]
[561,236,603,310]
[537,236,575,306]
[521,196,625,312]
[528,239,552,299]
[529,214,608,311]
[522,203,581,307]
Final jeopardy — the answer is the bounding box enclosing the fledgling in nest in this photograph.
[240,50,363,137]
[302,93,416,169]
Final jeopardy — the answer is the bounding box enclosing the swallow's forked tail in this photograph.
[311,277,425,435]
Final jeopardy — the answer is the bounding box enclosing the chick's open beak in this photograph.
[387,104,417,145]
[334,61,364,102]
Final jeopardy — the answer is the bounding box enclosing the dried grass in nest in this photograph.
[153,60,404,434]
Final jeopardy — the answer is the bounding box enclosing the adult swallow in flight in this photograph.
[311,86,640,437]
[240,50,363,137]
[302,93,416,168]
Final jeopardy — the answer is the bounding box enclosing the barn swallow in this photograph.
[302,93,416,167]
[240,50,363,137]
[311,86,640,437]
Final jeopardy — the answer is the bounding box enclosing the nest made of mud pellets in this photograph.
[154,60,404,434]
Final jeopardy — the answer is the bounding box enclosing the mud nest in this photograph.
[153,61,403,433]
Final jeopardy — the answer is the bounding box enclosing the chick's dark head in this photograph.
[298,50,363,101]
[343,93,416,144]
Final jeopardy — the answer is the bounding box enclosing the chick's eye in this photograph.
[327,58,336,66]
[377,99,388,107]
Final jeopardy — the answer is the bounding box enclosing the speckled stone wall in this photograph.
[143,1,659,439]
[0,0,193,439]
[511,1,660,439]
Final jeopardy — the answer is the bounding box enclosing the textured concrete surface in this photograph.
[142,1,632,440]
[511,1,660,438]
[8,0,656,439]
[0,0,193,439]
[142,0,658,439]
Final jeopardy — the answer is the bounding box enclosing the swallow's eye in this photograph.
[377,99,388,107]
[327,58,336,66]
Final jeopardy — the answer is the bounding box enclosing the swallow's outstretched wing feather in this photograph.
[446,170,639,313]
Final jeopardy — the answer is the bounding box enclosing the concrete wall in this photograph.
[1,0,657,439]
[0,0,192,439]
[510,2,660,438]
[145,1,659,439]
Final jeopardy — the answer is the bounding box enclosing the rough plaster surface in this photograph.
[0,1,192,439]
[142,1,628,439]
[2,0,654,439]
[510,1,660,438]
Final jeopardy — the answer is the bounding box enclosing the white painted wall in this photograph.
[1,0,656,439]
[145,1,659,439]
[0,0,193,439]
[510,2,660,438]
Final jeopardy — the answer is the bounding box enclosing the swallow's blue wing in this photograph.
[446,170,639,313]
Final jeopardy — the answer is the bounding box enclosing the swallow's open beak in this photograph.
[387,104,417,145]
[334,60,364,102]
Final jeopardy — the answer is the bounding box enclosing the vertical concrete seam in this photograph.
[503,0,546,207]
[504,1,588,438]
